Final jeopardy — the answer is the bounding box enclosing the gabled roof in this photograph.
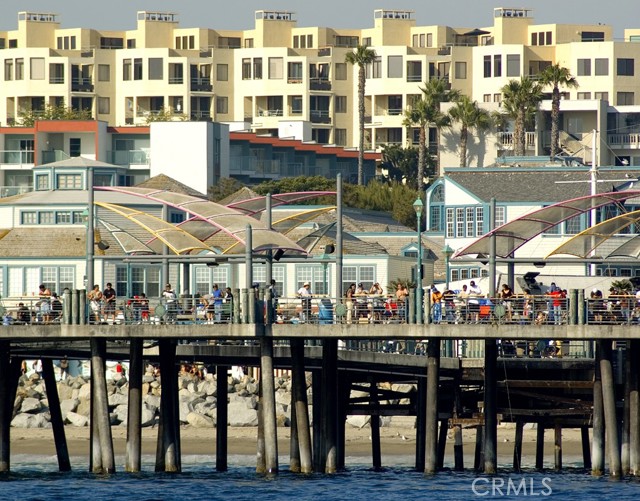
[445,168,639,203]
[136,174,206,197]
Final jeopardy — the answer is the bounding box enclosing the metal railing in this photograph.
[0,150,34,164]
[496,131,536,148]
[608,133,640,148]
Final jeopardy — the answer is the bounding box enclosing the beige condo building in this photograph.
[1,7,640,167]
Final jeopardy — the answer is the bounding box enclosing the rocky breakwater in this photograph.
[11,367,306,429]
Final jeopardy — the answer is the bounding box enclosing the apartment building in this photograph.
[1,8,640,167]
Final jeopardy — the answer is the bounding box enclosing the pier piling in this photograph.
[260,337,279,473]
[42,358,71,472]
[216,365,229,472]
[0,342,10,472]
[424,338,440,474]
[599,341,622,478]
[629,340,639,476]
[592,345,605,476]
[90,338,115,473]
[290,339,312,473]
[126,339,143,472]
[483,339,498,474]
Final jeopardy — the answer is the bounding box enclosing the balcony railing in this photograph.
[190,111,212,121]
[49,76,64,84]
[386,108,403,116]
[190,77,212,92]
[310,110,331,123]
[497,131,536,149]
[257,109,283,117]
[0,150,34,165]
[168,76,184,84]
[107,149,150,166]
[287,77,303,84]
[608,133,640,149]
[310,77,331,91]
[71,77,94,92]
[406,74,421,82]
[41,150,70,164]
[0,186,33,198]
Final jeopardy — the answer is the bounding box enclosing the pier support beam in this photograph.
[483,340,498,474]
[90,338,115,473]
[629,340,640,476]
[535,424,545,470]
[156,339,180,473]
[126,339,143,472]
[599,341,622,479]
[623,344,632,476]
[370,379,382,471]
[289,391,300,472]
[554,423,562,471]
[425,338,440,474]
[312,370,323,472]
[513,421,523,472]
[290,339,312,473]
[322,340,338,473]
[42,358,71,472]
[436,419,447,469]
[216,365,229,472]
[0,342,10,472]
[581,426,591,470]
[415,375,427,471]
[592,345,605,476]
[260,337,279,473]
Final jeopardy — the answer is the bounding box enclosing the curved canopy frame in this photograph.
[97,187,307,255]
[453,191,640,258]
[98,219,155,255]
[227,191,336,216]
[546,209,640,258]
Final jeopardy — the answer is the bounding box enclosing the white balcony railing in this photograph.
[0,150,35,165]
[608,133,640,149]
[497,131,536,148]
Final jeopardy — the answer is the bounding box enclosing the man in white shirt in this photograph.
[468,280,482,323]
[297,282,312,322]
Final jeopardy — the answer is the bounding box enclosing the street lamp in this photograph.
[413,197,423,324]
[442,243,454,356]
[442,244,454,290]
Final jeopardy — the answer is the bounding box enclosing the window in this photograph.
[148,58,163,80]
[531,33,537,46]
[495,207,505,228]
[446,206,487,238]
[133,58,142,80]
[98,97,110,114]
[595,91,609,101]
[297,265,328,295]
[287,61,302,82]
[335,62,347,80]
[127,39,136,49]
[577,58,591,76]
[4,59,13,81]
[334,128,347,146]
[387,55,402,78]
[251,265,285,295]
[307,35,313,48]
[371,56,382,79]
[617,58,635,76]
[56,174,82,189]
[427,33,433,47]
[35,174,49,190]
[98,64,110,81]
[15,58,24,80]
[341,266,375,297]
[56,211,71,224]
[493,93,501,103]
[546,32,552,45]
[506,54,520,77]
[21,211,38,225]
[253,58,263,79]
[69,138,81,157]
[216,63,228,81]
[582,31,605,42]
[335,95,347,113]
[291,96,302,114]
[493,55,502,77]
[565,215,582,234]
[216,96,228,114]
[123,59,131,81]
[454,61,467,79]
[577,92,591,100]
[483,56,491,78]
[617,92,635,105]
[242,58,251,79]
[594,58,608,76]
[29,58,45,80]
[268,57,283,79]
[116,265,161,298]
[406,60,422,81]
[100,37,123,49]
[483,94,491,103]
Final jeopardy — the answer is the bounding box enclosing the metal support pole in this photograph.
[86,167,94,300]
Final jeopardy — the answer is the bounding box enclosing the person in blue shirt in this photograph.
[212,284,223,323]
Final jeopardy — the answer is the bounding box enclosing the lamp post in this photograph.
[413,197,423,324]
[442,243,454,356]
[442,244,453,291]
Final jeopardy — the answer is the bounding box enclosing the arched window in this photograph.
[428,184,444,232]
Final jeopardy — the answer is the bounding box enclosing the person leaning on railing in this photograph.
[344,283,356,324]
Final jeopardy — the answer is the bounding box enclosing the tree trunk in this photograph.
[460,127,468,167]
[357,66,366,185]
[515,109,525,156]
[418,126,426,191]
[550,87,560,157]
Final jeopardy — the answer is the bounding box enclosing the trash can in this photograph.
[318,298,334,325]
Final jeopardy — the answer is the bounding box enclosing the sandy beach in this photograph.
[9,424,586,464]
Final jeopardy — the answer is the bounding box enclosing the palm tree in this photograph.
[345,45,377,185]
[448,96,492,167]
[420,78,460,176]
[539,64,579,157]
[500,77,543,156]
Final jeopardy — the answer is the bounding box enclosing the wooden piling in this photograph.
[216,365,229,472]
[289,391,300,472]
[623,344,632,476]
[290,339,312,473]
[535,424,545,470]
[256,380,266,474]
[322,340,338,473]
[260,337,279,473]
[415,376,427,471]
[157,339,179,473]
[425,338,440,474]
[483,339,498,474]
[90,338,115,473]
[370,380,382,471]
[554,423,562,471]
[592,344,605,476]
[474,425,484,471]
[126,339,143,472]
[453,382,464,471]
[336,373,348,471]
[513,421,523,472]
[0,342,10,472]
[42,358,71,472]
[599,341,622,478]
[436,419,448,470]
[629,340,639,476]
[312,370,323,472]
[581,426,591,470]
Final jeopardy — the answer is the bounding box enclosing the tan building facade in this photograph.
[1,8,640,166]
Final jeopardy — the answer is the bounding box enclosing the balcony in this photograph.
[190,111,212,121]
[497,131,536,149]
[317,47,331,57]
[310,77,331,91]
[190,77,212,92]
[168,76,184,84]
[310,110,331,124]
[386,108,403,116]
[608,133,640,149]
[257,109,283,117]
[0,150,34,165]
[71,77,94,92]
[287,77,303,84]
[41,150,70,164]
[49,76,64,84]
[108,149,150,166]
[0,186,33,198]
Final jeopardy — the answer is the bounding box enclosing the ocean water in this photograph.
[1,454,639,500]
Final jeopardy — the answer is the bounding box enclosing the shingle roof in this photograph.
[218,186,260,206]
[0,227,86,257]
[136,174,206,197]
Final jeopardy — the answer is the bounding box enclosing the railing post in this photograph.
[232,288,240,324]
[63,290,72,324]
[577,289,585,325]
[568,289,577,325]
[72,289,80,325]
[408,289,415,324]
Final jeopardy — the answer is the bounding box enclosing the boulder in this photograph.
[108,392,128,407]
[20,397,42,414]
[141,405,156,427]
[275,389,291,406]
[60,398,79,420]
[77,382,91,400]
[186,412,214,428]
[228,401,258,426]
[76,399,91,417]
[56,384,74,401]
[391,384,415,394]
[346,415,370,429]
[66,411,89,427]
